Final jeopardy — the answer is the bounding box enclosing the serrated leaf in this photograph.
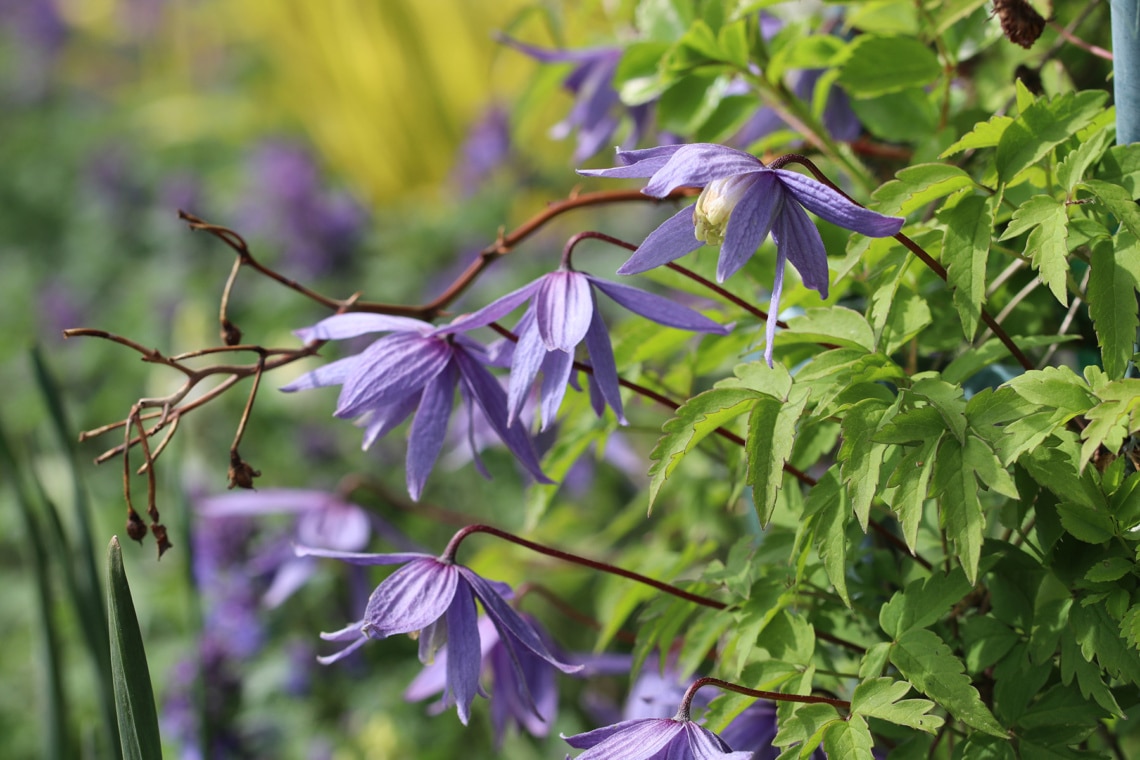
[996,90,1109,184]
[107,538,163,760]
[1121,604,1140,650]
[890,628,1006,736]
[1087,233,1140,380]
[1079,379,1140,471]
[648,387,759,506]
[1055,502,1115,543]
[881,437,939,551]
[748,385,811,525]
[835,35,940,97]
[932,437,985,583]
[1095,143,1140,195]
[938,192,995,339]
[1070,603,1140,685]
[1057,123,1115,192]
[803,468,851,606]
[772,703,842,748]
[961,616,1019,672]
[823,714,875,759]
[871,163,975,216]
[940,115,1014,158]
[1000,195,1070,304]
[874,405,946,444]
[1080,178,1140,240]
[880,567,973,638]
[781,306,875,351]
[838,399,893,530]
[1008,366,1095,415]
[851,678,943,733]
[963,435,1019,499]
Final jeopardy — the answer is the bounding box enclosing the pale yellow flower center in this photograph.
[693,175,753,246]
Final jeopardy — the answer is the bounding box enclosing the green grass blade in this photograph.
[107,537,164,760]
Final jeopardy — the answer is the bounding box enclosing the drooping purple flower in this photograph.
[281,314,550,500]
[196,488,404,608]
[497,34,653,163]
[451,104,513,195]
[578,143,903,364]
[564,717,753,760]
[405,614,560,744]
[455,269,728,427]
[296,546,582,725]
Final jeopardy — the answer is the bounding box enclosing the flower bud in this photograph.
[693,174,754,246]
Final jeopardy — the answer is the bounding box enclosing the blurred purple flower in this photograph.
[732,69,860,148]
[456,269,727,427]
[564,717,752,759]
[451,104,513,195]
[498,34,652,162]
[579,143,903,364]
[405,614,561,744]
[246,140,367,278]
[196,488,388,608]
[282,313,550,499]
[297,546,582,724]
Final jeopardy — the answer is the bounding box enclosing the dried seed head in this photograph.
[992,0,1046,49]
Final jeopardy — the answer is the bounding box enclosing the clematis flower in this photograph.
[282,313,550,500]
[497,34,654,163]
[578,143,903,364]
[563,717,752,759]
[456,269,728,427]
[297,545,581,725]
[405,614,560,745]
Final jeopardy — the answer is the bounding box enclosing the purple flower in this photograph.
[498,34,653,162]
[196,488,388,608]
[564,717,752,759]
[451,104,513,195]
[282,314,550,499]
[579,143,903,364]
[405,614,560,744]
[456,269,728,427]
[297,546,581,725]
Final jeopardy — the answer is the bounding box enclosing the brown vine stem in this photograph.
[678,676,850,718]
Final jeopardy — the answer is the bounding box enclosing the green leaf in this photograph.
[851,678,943,733]
[1095,143,1140,195]
[838,399,893,530]
[803,468,851,606]
[1121,604,1140,650]
[850,87,939,144]
[999,195,1069,304]
[822,714,876,759]
[748,385,811,525]
[648,386,758,506]
[1008,366,1095,416]
[1057,122,1115,192]
[938,192,995,339]
[881,437,939,551]
[1055,502,1115,544]
[1085,557,1134,583]
[871,163,975,216]
[1079,379,1140,471]
[1086,233,1140,380]
[1080,178,1140,241]
[940,116,1014,158]
[910,375,969,443]
[995,90,1109,184]
[890,628,1006,736]
[107,537,163,760]
[880,567,973,639]
[932,437,986,583]
[961,616,1019,672]
[874,405,946,444]
[1070,601,1140,685]
[781,306,875,352]
[772,703,842,750]
[836,35,941,98]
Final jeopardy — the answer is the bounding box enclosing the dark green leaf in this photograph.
[881,437,939,551]
[1080,179,1140,241]
[961,616,1019,672]
[1095,143,1140,195]
[880,567,972,639]
[748,385,810,525]
[1087,233,1140,380]
[932,437,985,583]
[836,35,941,97]
[803,468,851,606]
[107,537,163,760]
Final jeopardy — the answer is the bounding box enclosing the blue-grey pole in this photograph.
[1112,0,1140,144]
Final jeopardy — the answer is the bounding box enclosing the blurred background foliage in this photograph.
[0,0,696,758]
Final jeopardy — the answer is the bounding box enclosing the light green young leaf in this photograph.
[1000,195,1069,304]
[881,290,933,355]
[648,386,759,507]
[932,437,986,583]
[781,306,875,352]
[838,398,893,530]
[107,537,163,760]
[938,192,996,339]
[822,714,876,759]
[890,628,1006,737]
[1095,143,1140,195]
[1008,366,1095,412]
[748,385,811,525]
[1080,179,1140,240]
[835,35,941,97]
[963,435,1019,499]
[995,90,1108,184]
[1087,233,1140,380]
[850,678,943,733]
[1079,379,1140,470]
[940,115,1013,158]
[870,163,975,216]
[772,703,842,750]
[1057,121,1115,192]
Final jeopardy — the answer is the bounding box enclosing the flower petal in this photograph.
[771,198,830,296]
[642,144,764,197]
[443,581,482,725]
[295,313,433,342]
[577,145,686,179]
[536,270,593,352]
[583,307,626,424]
[506,311,546,425]
[718,172,783,282]
[336,335,449,419]
[358,391,420,449]
[406,361,459,501]
[587,276,727,333]
[460,566,582,674]
[684,722,752,759]
[763,247,787,368]
[615,206,704,276]
[539,349,574,431]
[363,558,459,638]
[776,169,903,237]
[564,718,683,759]
[280,354,358,392]
[443,280,541,334]
[197,489,343,516]
[295,546,433,565]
